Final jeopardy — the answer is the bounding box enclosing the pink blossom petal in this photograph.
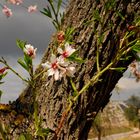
[50,54,57,63]
[28,5,37,13]
[42,62,51,69]
[48,69,55,76]
[58,56,69,67]
[57,47,63,54]
[65,42,76,56]
[54,70,59,80]
[2,5,12,18]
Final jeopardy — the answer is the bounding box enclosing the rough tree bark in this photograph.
[0,0,140,140]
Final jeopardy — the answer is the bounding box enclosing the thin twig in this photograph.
[0,57,28,83]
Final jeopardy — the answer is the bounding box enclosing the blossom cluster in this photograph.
[16,38,76,81]
[42,42,76,81]
[1,0,37,18]
[130,61,140,82]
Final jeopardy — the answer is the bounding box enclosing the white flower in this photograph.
[42,54,61,81]
[57,42,76,59]
[24,44,37,59]
[42,54,76,81]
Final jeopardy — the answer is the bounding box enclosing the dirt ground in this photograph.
[118,128,140,140]
[130,129,140,138]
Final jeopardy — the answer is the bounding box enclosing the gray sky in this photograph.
[0,0,140,103]
[0,0,55,55]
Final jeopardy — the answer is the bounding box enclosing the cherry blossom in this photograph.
[57,42,76,59]
[24,44,37,59]
[2,5,12,18]
[0,67,8,75]
[42,54,76,81]
[8,0,23,5]
[28,5,37,13]
[42,54,61,81]
[57,31,65,43]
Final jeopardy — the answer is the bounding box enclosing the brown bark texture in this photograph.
[0,0,140,140]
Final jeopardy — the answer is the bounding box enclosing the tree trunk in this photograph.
[0,0,140,140]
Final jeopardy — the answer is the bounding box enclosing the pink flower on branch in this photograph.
[0,67,8,75]
[42,54,61,81]
[24,44,37,59]
[42,54,76,81]
[57,42,76,59]
[57,31,65,43]
[8,0,23,5]
[28,5,37,13]
[2,5,12,18]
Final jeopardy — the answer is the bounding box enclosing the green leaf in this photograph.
[65,27,75,37]
[17,58,28,71]
[18,134,26,140]
[97,34,104,45]
[37,127,52,137]
[48,0,53,3]
[65,27,75,41]
[41,128,51,135]
[70,79,78,97]
[18,133,32,140]
[0,72,8,81]
[16,40,26,50]
[40,7,52,18]
[0,76,3,81]
[0,90,2,100]
[67,56,85,63]
[125,31,135,39]
[104,0,116,11]
[24,55,32,67]
[24,134,32,140]
[116,11,125,21]
[52,20,58,30]
[40,11,51,18]
[132,40,140,52]
[120,56,132,61]
[110,67,126,72]
[92,9,101,22]
[57,0,62,14]
[60,12,64,24]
